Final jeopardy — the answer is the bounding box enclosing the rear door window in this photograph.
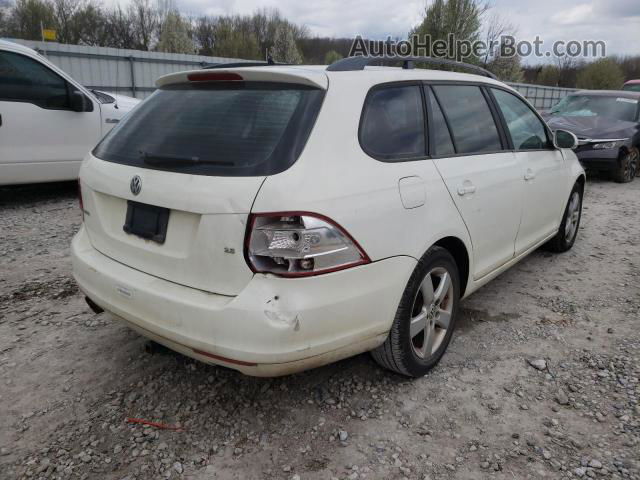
[432,85,503,154]
[426,87,455,156]
[360,84,426,160]
[93,82,325,177]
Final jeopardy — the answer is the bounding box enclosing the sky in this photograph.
[106,0,640,60]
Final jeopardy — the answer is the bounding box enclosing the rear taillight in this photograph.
[78,180,84,221]
[245,212,370,277]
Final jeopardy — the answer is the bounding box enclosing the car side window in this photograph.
[360,84,426,160]
[492,88,550,150]
[0,51,72,110]
[426,87,455,156]
[432,85,503,154]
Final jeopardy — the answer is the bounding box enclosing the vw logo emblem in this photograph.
[130,175,142,196]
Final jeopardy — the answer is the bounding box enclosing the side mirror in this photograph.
[70,91,93,112]
[553,129,578,150]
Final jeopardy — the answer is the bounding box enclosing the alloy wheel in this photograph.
[409,267,453,359]
[628,149,639,179]
[564,191,581,242]
[623,150,638,181]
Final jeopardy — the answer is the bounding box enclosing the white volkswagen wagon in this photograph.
[71,57,585,377]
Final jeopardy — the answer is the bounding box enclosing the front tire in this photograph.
[546,183,583,253]
[612,148,638,183]
[372,246,460,377]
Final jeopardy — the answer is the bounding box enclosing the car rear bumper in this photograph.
[71,226,415,376]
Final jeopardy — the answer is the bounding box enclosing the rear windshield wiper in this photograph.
[140,151,234,167]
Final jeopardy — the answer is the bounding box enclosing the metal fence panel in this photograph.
[7,39,580,108]
[8,39,245,99]
[506,82,579,110]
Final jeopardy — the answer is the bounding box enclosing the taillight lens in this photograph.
[246,213,370,277]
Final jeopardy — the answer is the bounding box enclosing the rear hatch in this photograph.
[80,67,327,296]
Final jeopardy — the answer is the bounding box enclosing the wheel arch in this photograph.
[559,173,585,225]
[618,144,639,173]
[619,143,639,155]
[432,236,470,298]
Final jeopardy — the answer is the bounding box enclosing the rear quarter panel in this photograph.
[252,74,473,288]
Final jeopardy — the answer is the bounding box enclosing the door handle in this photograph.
[524,169,536,181]
[457,184,476,196]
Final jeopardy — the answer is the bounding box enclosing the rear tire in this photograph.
[612,148,638,183]
[546,183,583,253]
[371,246,460,377]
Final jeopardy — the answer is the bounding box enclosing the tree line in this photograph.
[0,0,638,88]
[407,0,638,89]
[0,0,308,62]
[524,57,640,90]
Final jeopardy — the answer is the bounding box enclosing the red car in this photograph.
[623,80,640,92]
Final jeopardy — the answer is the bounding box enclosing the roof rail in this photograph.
[326,55,497,79]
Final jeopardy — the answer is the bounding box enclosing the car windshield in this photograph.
[622,84,640,92]
[549,94,638,122]
[93,81,325,176]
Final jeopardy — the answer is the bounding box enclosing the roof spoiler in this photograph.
[326,55,497,79]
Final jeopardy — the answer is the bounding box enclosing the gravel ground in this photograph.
[0,177,639,480]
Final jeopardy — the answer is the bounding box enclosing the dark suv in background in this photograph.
[544,90,640,183]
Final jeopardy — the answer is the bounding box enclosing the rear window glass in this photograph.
[433,85,503,154]
[359,85,426,160]
[93,82,324,176]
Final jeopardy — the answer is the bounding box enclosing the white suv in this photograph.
[71,57,585,377]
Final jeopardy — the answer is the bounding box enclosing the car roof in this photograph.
[220,63,505,84]
[624,79,640,85]
[572,89,640,99]
[326,65,506,85]
[158,64,508,92]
